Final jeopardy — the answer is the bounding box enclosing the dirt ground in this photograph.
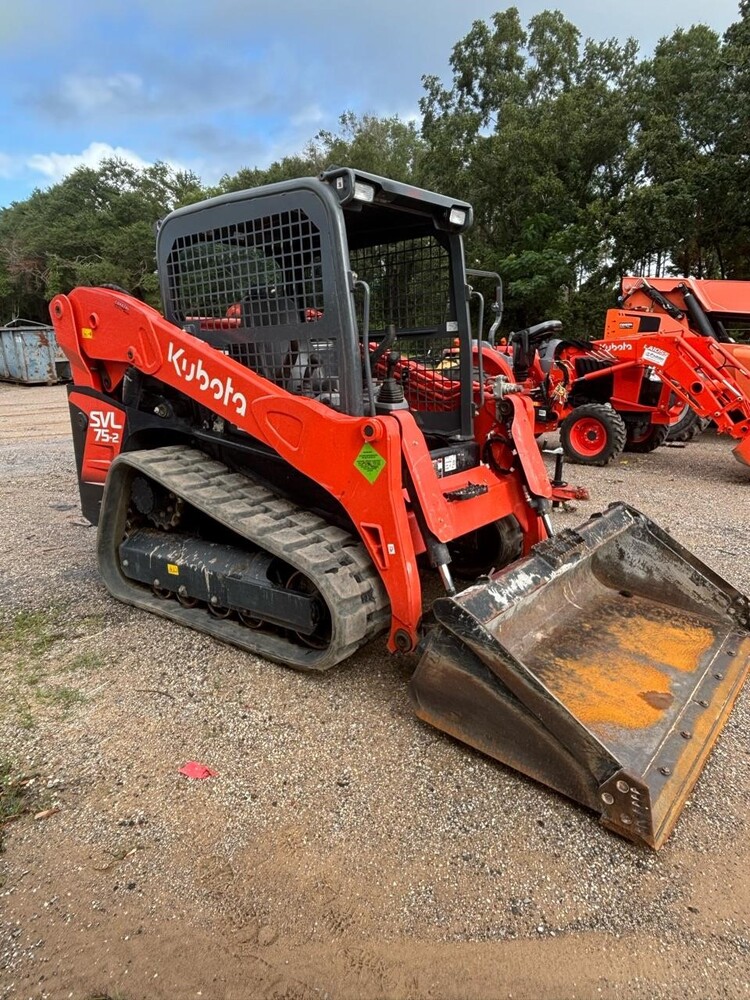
[1,381,749,1000]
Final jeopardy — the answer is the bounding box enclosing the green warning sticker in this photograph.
[354,443,386,484]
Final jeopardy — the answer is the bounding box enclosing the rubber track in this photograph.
[98,445,390,671]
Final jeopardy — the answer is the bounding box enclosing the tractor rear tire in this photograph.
[624,422,670,453]
[666,404,710,443]
[560,404,627,466]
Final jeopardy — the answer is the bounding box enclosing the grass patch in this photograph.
[0,761,26,824]
[66,649,106,673]
[0,609,61,657]
[36,684,87,709]
[11,692,36,730]
[0,607,105,660]
[0,759,39,852]
[0,606,102,727]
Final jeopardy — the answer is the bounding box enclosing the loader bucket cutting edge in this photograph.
[410,503,750,849]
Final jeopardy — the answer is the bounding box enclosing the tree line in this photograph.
[1,3,748,337]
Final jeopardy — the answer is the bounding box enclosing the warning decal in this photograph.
[642,346,669,367]
[354,443,386,484]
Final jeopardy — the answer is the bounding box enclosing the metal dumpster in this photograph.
[0,318,71,384]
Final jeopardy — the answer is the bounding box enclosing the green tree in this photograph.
[611,25,733,279]
[0,159,205,320]
[420,8,639,333]
[721,1,750,276]
[218,112,426,194]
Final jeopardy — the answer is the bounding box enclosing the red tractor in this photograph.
[478,276,750,467]
[483,321,682,465]
[609,276,750,465]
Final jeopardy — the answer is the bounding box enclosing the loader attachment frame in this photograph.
[411,504,750,848]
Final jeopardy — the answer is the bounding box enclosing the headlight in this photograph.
[353,182,375,203]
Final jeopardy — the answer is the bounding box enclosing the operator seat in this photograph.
[538,338,563,374]
[510,320,563,381]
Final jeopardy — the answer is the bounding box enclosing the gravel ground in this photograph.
[0,382,749,1000]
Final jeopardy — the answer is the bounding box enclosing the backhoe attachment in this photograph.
[411,504,750,848]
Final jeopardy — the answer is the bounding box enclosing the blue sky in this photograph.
[0,0,742,207]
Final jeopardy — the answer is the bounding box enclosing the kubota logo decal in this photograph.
[583,343,633,363]
[167,342,247,417]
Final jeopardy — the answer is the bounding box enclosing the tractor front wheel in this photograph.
[560,404,627,466]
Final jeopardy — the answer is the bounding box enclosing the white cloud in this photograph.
[26,142,151,182]
[57,72,145,116]
[0,153,17,179]
[290,104,326,129]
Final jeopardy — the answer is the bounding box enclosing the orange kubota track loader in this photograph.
[50,169,750,849]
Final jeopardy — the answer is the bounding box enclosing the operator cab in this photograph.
[156,167,476,443]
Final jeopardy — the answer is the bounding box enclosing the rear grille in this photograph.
[162,207,340,402]
[165,209,324,325]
